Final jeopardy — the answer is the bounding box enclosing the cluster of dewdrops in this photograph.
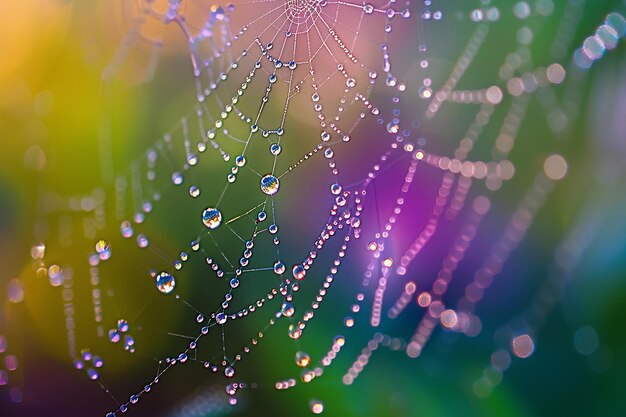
[23,1,622,416]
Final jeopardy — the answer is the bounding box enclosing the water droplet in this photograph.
[137,234,149,248]
[310,400,324,414]
[30,242,45,259]
[7,279,24,303]
[81,349,92,361]
[117,319,129,333]
[295,351,310,367]
[189,185,201,198]
[288,324,302,339]
[292,264,306,280]
[260,174,280,196]
[273,261,285,275]
[270,143,281,155]
[156,272,175,294]
[95,240,111,261]
[123,334,135,348]
[48,265,63,287]
[87,368,99,380]
[202,207,223,229]
[120,221,134,238]
[108,329,121,343]
[330,183,342,195]
[171,172,184,185]
[387,120,400,134]
[281,302,295,317]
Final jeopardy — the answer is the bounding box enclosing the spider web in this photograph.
[3,1,626,416]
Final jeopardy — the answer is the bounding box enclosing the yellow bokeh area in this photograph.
[0,0,134,365]
[0,1,72,83]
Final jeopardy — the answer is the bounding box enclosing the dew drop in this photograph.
[48,265,63,287]
[202,207,223,229]
[292,264,306,280]
[270,143,282,155]
[310,400,324,414]
[273,261,286,274]
[95,240,111,260]
[260,174,280,196]
[295,351,311,367]
[137,234,149,248]
[155,272,176,294]
[189,185,201,198]
[281,302,295,317]
[120,221,134,238]
[216,312,227,325]
[117,319,129,333]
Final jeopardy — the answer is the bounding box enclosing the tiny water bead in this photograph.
[202,207,223,229]
[270,143,281,155]
[295,351,311,367]
[310,400,324,414]
[136,234,149,248]
[512,334,535,358]
[48,264,63,287]
[95,240,111,260]
[124,335,135,351]
[260,174,280,196]
[87,368,99,380]
[171,172,184,185]
[8,279,24,303]
[120,220,134,239]
[108,329,121,343]
[81,349,92,361]
[117,319,129,333]
[189,185,201,198]
[288,324,302,340]
[216,312,227,324]
[273,261,286,274]
[156,272,176,294]
[292,264,306,280]
[281,302,295,317]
